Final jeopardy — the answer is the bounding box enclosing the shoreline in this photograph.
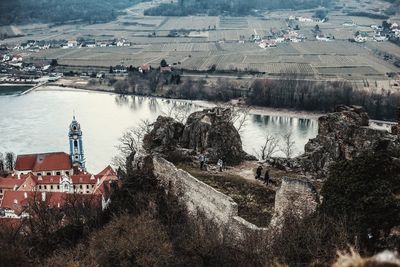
[36,84,324,120]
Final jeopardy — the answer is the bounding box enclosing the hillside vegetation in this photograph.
[0,0,146,26]
[144,0,333,16]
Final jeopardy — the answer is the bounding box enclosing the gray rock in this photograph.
[298,105,400,177]
[143,116,184,153]
[144,107,255,165]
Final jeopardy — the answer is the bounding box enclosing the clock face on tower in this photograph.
[73,135,78,139]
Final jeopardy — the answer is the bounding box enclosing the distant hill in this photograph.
[144,0,333,16]
[0,0,146,26]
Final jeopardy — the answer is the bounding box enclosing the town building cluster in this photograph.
[0,116,119,220]
[353,21,400,43]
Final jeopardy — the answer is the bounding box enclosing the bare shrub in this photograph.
[112,120,152,169]
[162,101,192,123]
[270,210,350,266]
[256,134,279,160]
[88,212,173,266]
[280,131,295,159]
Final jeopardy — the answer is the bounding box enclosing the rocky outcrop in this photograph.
[143,107,254,164]
[180,108,251,164]
[270,177,319,228]
[297,106,400,177]
[143,116,184,153]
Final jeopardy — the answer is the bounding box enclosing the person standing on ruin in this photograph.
[217,158,223,172]
[199,153,205,170]
[256,165,263,180]
[264,169,270,185]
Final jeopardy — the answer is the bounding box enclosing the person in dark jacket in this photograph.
[263,169,270,185]
[256,166,262,179]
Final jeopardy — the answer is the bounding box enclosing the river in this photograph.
[0,88,318,172]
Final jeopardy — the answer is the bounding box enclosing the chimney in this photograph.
[24,192,28,199]
[41,192,46,202]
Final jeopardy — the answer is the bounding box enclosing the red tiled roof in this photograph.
[0,177,24,189]
[0,191,32,211]
[15,154,36,171]
[0,191,100,211]
[97,165,117,176]
[71,174,96,184]
[17,173,37,191]
[139,64,151,70]
[15,152,72,172]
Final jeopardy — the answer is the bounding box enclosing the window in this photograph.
[44,185,47,190]
[39,185,42,189]
[56,172,61,175]
[86,185,89,189]
[51,185,53,190]
[37,173,42,176]
[79,185,83,189]
[66,171,69,175]
[74,140,78,147]
[86,191,89,194]
[0,189,2,193]
[91,185,94,188]
[73,185,76,189]
[47,172,51,176]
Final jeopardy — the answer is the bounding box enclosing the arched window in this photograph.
[74,140,78,147]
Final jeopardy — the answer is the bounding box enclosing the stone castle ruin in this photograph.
[138,105,400,239]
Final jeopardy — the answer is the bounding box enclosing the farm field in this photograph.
[3,0,399,86]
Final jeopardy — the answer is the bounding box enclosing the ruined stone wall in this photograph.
[149,156,320,240]
[151,156,267,239]
[270,177,319,228]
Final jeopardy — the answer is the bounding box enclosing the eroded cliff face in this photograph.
[143,107,254,164]
[299,106,400,177]
[268,106,400,177]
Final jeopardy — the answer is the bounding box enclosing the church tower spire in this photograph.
[68,116,85,171]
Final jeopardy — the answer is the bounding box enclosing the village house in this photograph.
[113,64,127,73]
[139,63,151,73]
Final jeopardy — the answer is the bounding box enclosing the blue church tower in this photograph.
[69,116,85,171]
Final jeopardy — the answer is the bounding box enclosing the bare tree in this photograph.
[5,152,15,171]
[113,120,152,168]
[228,105,252,133]
[280,131,296,159]
[256,134,279,160]
[0,152,4,174]
[162,101,192,123]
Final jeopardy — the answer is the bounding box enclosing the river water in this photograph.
[0,88,318,172]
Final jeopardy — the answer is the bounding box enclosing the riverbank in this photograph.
[35,83,324,120]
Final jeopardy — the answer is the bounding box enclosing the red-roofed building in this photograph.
[0,177,25,198]
[15,152,73,176]
[1,117,119,221]
[0,191,103,219]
